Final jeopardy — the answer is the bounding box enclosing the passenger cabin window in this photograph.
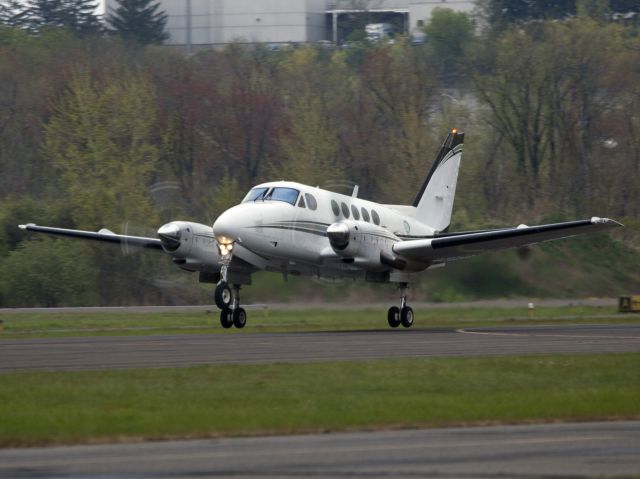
[331,199,340,216]
[351,205,360,220]
[341,202,350,218]
[242,187,269,202]
[372,209,381,225]
[305,193,317,211]
[361,208,370,222]
[266,187,299,206]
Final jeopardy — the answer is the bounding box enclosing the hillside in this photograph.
[239,224,640,305]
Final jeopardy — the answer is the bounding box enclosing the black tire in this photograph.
[220,308,233,329]
[233,307,247,329]
[400,306,414,328]
[214,282,232,310]
[387,306,400,328]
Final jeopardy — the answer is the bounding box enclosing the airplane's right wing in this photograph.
[18,223,163,250]
[393,217,622,264]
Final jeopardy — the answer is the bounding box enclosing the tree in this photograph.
[22,0,103,37]
[476,0,576,32]
[470,31,553,210]
[107,0,169,45]
[577,0,611,21]
[276,48,344,187]
[359,46,438,203]
[422,8,474,76]
[44,69,161,228]
[0,0,27,26]
[0,237,98,307]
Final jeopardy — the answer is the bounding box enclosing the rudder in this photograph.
[412,130,464,232]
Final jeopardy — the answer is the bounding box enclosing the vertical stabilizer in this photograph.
[412,130,464,232]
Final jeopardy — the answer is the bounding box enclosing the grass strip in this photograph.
[0,306,634,338]
[0,353,638,447]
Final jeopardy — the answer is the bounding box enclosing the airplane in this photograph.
[19,130,622,329]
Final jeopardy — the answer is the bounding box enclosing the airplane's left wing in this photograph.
[18,224,163,250]
[393,217,622,264]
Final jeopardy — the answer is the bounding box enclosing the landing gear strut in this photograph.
[387,282,413,328]
[214,244,248,329]
[216,282,247,329]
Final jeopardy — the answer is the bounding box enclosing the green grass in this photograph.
[0,305,634,338]
[0,353,638,447]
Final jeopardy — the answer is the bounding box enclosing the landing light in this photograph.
[452,128,458,134]
[216,236,234,257]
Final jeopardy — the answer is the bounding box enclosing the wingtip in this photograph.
[18,223,35,230]
[590,217,624,227]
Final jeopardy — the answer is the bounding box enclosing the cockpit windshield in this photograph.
[242,187,268,203]
[242,186,300,206]
[266,187,299,206]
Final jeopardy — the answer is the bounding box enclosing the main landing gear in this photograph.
[387,282,414,329]
[215,281,247,329]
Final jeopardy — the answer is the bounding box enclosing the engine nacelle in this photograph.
[157,221,221,273]
[327,220,402,271]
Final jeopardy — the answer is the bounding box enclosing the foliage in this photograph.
[423,8,474,75]
[0,0,26,27]
[106,0,168,45]
[17,0,103,37]
[0,15,639,306]
[276,48,344,186]
[0,237,98,307]
[44,69,161,228]
[476,0,640,32]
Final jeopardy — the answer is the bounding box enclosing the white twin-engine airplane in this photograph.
[20,130,621,329]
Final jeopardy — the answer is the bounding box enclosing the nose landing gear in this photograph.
[214,245,248,330]
[387,282,413,328]
[216,281,247,329]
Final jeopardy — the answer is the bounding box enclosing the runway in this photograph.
[1,421,638,478]
[1,324,639,373]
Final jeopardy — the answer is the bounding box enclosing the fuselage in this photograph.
[213,181,435,280]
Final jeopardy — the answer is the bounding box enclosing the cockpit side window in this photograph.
[305,193,317,211]
[242,187,269,203]
[266,187,300,206]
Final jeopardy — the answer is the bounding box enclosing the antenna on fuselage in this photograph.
[351,185,359,198]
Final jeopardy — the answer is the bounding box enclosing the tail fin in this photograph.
[412,129,464,232]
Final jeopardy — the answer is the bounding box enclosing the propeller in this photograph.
[327,222,350,250]
[157,222,181,251]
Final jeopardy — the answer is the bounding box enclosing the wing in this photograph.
[393,217,622,263]
[18,223,163,250]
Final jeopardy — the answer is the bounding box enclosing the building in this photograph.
[104,0,474,50]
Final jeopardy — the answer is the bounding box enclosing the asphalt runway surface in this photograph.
[1,324,639,373]
[1,421,638,478]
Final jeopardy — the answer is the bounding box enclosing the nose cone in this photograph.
[327,222,350,250]
[213,207,241,242]
[158,222,181,250]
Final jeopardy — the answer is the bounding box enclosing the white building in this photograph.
[104,0,474,49]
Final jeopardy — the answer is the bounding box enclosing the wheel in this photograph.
[214,282,232,309]
[387,306,400,328]
[233,307,247,329]
[220,308,233,329]
[401,306,414,328]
